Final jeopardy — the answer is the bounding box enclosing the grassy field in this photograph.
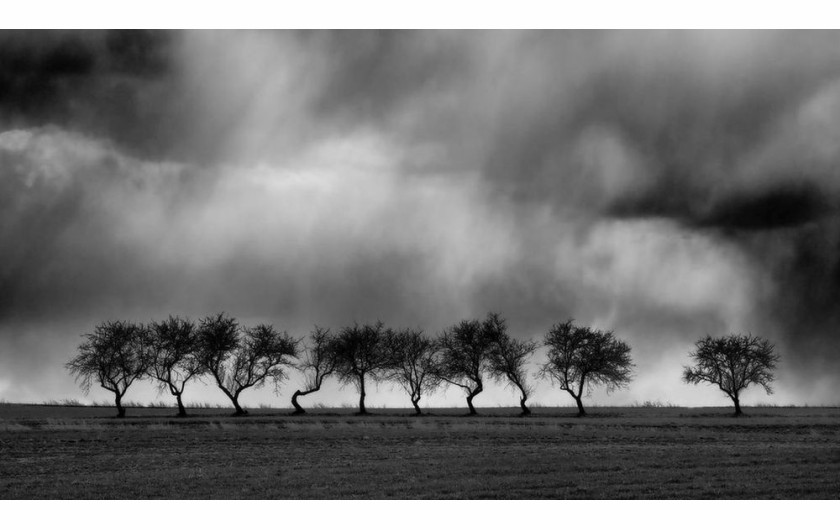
[1,404,838,499]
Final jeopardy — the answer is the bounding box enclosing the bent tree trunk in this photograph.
[291,386,323,414]
[175,392,187,417]
[466,384,483,415]
[411,395,422,415]
[519,394,531,416]
[232,396,247,416]
[574,396,586,417]
[114,393,126,418]
[515,382,530,416]
[291,389,307,414]
[357,376,367,415]
[219,386,247,416]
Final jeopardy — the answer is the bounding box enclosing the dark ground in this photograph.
[1,405,838,499]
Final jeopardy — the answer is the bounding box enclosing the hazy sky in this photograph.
[2,30,840,408]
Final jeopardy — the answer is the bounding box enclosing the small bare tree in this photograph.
[435,314,498,415]
[683,333,780,416]
[146,315,204,417]
[485,314,537,416]
[383,328,441,415]
[540,320,634,417]
[66,320,151,418]
[290,326,336,414]
[332,322,390,415]
[197,314,300,415]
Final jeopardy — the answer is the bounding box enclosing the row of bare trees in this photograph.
[66,312,779,418]
[65,315,299,417]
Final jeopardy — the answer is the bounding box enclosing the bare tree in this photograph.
[435,314,498,415]
[197,314,299,415]
[196,313,242,413]
[683,333,780,416]
[146,315,204,417]
[540,320,634,417]
[332,322,390,415]
[485,313,537,416]
[66,320,151,418]
[290,326,336,414]
[383,328,441,415]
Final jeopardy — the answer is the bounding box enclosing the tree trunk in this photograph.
[466,384,482,415]
[733,395,743,416]
[574,396,586,417]
[218,385,247,416]
[519,395,531,416]
[291,390,306,414]
[115,393,126,418]
[357,376,367,415]
[175,393,187,417]
[411,396,422,415]
[232,394,247,416]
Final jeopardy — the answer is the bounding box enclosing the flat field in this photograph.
[1,404,838,499]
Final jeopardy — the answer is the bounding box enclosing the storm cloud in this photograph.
[2,30,839,406]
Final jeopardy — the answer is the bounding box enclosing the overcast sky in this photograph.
[2,30,840,408]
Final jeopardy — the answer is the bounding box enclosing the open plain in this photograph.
[1,404,838,499]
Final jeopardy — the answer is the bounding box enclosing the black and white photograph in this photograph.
[1,3,839,512]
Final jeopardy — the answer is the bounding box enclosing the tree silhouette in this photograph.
[146,316,204,417]
[332,322,390,415]
[196,313,241,413]
[383,328,441,415]
[540,320,634,417]
[290,326,336,414]
[485,313,537,416]
[683,333,780,416]
[66,320,151,418]
[435,314,498,415]
[197,314,299,415]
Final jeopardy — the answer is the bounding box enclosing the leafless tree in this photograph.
[66,320,151,418]
[332,322,390,415]
[540,319,634,417]
[382,328,441,415]
[196,313,241,412]
[146,315,204,417]
[197,313,299,415]
[485,313,537,416]
[290,326,336,414]
[435,314,498,415]
[683,333,780,416]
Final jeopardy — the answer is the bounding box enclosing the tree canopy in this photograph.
[196,313,299,415]
[66,320,151,417]
[435,314,501,415]
[485,313,537,416]
[146,315,204,417]
[683,333,780,416]
[290,326,337,414]
[332,322,390,414]
[382,327,441,415]
[540,320,634,416]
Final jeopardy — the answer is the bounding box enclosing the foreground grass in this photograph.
[1,406,838,499]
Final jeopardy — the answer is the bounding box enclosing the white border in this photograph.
[2,1,840,29]
[2,500,835,529]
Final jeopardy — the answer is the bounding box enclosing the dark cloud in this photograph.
[610,181,837,231]
[0,30,178,159]
[700,182,836,231]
